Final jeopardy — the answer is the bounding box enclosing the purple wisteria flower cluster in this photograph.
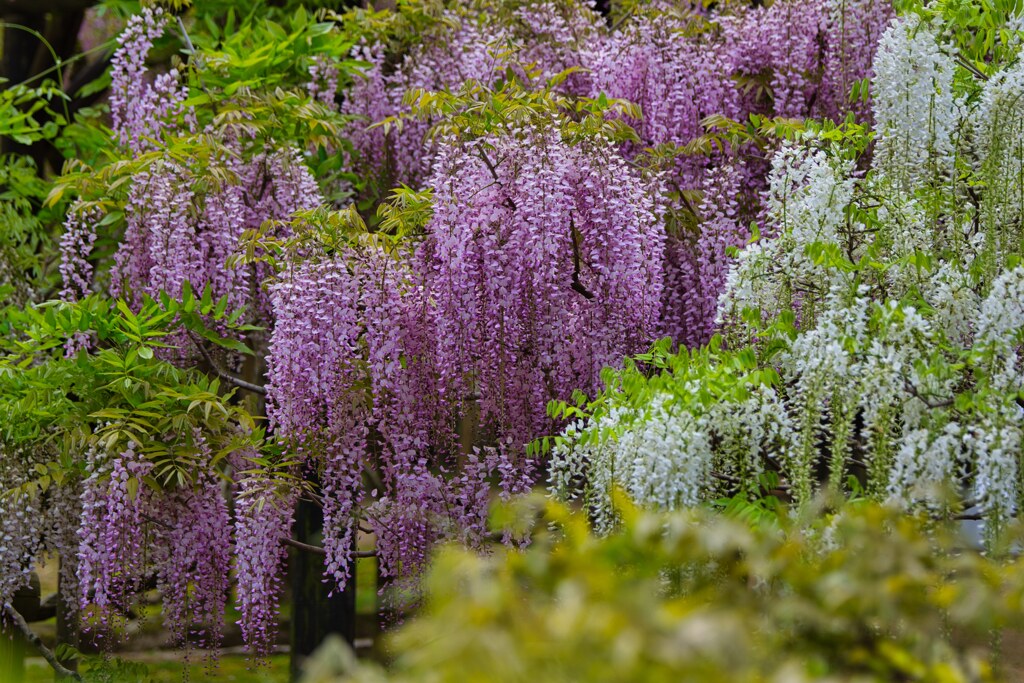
[342,0,892,347]
[46,0,896,656]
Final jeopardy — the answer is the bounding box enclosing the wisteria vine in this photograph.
[20,0,914,661]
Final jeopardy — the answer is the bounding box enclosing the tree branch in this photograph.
[955,54,988,82]
[2,603,81,681]
[281,537,376,558]
[609,6,635,32]
[283,537,326,556]
[903,378,954,409]
[140,511,174,530]
[476,147,501,183]
[175,15,195,55]
[711,471,740,484]
[300,495,324,509]
[476,148,518,211]
[194,339,267,396]
[569,214,595,300]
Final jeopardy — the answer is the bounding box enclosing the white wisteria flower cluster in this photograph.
[975,58,1024,277]
[550,382,794,532]
[718,141,856,327]
[872,14,960,189]
[550,11,1024,540]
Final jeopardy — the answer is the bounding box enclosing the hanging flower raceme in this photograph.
[718,140,857,329]
[265,243,469,588]
[366,442,536,589]
[723,0,826,119]
[154,482,233,650]
[583,9,748,348]
[0,461,48,612]
[110,145,322,328]
[308,54,340,106]
[589,8,739,166]
[341,15,510,191]
[976,59,1024,274]
[723,0,891,122]
[422,125,665,439]
[233,466,296,658]
[510,0,606,93]
[661,158,750,347]
[818,0,894,122]
[0,480,84,638]
[76,443,153,639]
[58,207,101,355]
[109,7,185,153]
[871,14,960,189]
[580,0,890,348]
[58,208,99,303]
[975,266,1024,394]
[152,431,233,650]
[266,256,370,591]
[75,436,236,649]
[266,258,367,442]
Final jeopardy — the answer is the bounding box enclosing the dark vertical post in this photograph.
[1,573,40,683]
[55,560,78,681]
[289,494,356,682]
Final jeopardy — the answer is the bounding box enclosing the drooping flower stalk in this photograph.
[76,443,153,639]
[153,431,233,650]
[233,465,296,658]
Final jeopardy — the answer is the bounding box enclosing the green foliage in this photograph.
[234,204,372,274]
[187,6,356,116]
[0,81,74,305]
[0,154,59,305]
[693,112,874,164]
[53,2,364,218]
[392,73,642,146]
[0,287,263,494]
[0,80,68,146]
[543,335,781,452]
[308,496,1024,683]
[895,0,1024,87]
[332,0,455,56]
[375,185,435,241]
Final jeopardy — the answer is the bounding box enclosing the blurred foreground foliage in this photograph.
[306,494,1024,683]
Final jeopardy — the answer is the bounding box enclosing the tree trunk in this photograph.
[289,494,356,682]
[55,559,78,681]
